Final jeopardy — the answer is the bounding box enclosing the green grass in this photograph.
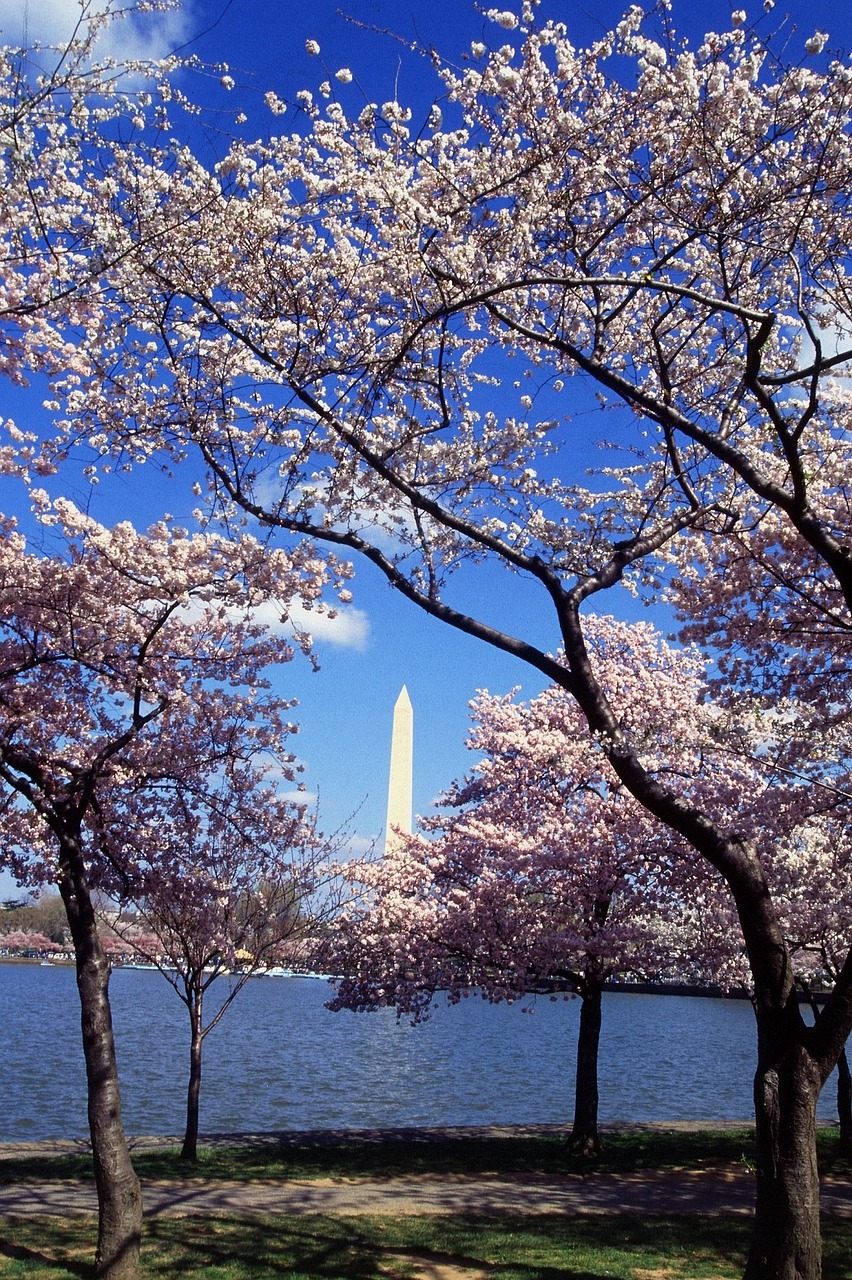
[3,1212,851,1280]
[1,1127,849,1185]
[1,1132,849,1278]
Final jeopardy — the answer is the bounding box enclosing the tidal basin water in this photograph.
[1,962,840,1142]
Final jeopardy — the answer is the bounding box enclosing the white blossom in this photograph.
[805,31,828,55]
[265,91,287,116]
[497,66,522,89]
[488,9,519,29]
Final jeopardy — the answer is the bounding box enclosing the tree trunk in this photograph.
[745,1040,823,1280]
[836,1044,852,1158]
[58,848,142,1280]
[569,976,602,1155]
[181,990,204,1163]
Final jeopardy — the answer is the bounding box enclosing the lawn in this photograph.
[0,1130,849,1278]
[5,1126,849,1184]
[4,1212,852,1279]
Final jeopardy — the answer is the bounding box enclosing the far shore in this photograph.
[0,957,832,1003]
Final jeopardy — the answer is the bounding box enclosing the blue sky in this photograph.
[1,0,851,899]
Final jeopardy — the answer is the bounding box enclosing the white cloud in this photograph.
[279,788,318,806]
[251,469,420,560]
[1,0,191,63]
[259,599,370,652]
[344,834,380,857]
[797,317,852,378]
[179,594,370,653]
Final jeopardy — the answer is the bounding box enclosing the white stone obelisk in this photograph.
[385,685,413,854]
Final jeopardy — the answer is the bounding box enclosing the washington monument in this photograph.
[385,685,413,853]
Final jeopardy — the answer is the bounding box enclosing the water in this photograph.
[0,963,840,1142]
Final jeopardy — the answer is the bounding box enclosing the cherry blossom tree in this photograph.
[106,794,341,1163]
[0,10,341,1275]
[11,3,852,1276]
[0,496,335,1279]
[0,928,59,954]
[330,617,800,1153]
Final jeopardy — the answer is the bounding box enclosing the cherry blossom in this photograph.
[0,496,326,1274]
[5,3,852,1274]
[104,789,339,1162]
[330,616,817,1152]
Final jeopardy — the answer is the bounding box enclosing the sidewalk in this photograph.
[1,1167,852,1218]
[0,1127,849,1220]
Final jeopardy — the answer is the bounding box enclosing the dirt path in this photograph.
[1,1125,850,1223]
[1,1167,850,1219]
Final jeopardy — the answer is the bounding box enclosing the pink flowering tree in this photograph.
[0,929,59,954]
[0,497,335,1278]
[330,617,798,1153]
[0,11,343,1276]
[12,4,852,1275]
[105,792,341,1163]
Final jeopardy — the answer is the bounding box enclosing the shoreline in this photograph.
[0,1119,768,1162]
[0,959,831,1003]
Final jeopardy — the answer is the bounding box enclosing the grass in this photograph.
[1,1126,850,1185]
[2,1212,851,1280]
[1,1131,848,1278]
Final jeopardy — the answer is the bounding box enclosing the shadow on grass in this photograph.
[0,1155,95,1183]
[142,1216,408,1278]
[0,1131,754,1185]
[388,1215,750,1278]
[137,1213,754,1279]
[143,1218,585,1279]
[0,1222,94,1279]
[3,1129,849,1186]
[0,1213,848,1279]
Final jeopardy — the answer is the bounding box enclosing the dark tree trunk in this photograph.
[569,975,603,1155]
[745,1015,824,1280]
[58,848,142,1280]
[836,1044,852,1158]
[181,988,204,1163]
[802,985,851,1161]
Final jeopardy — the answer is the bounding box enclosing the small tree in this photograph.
[107,792,335,1162]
